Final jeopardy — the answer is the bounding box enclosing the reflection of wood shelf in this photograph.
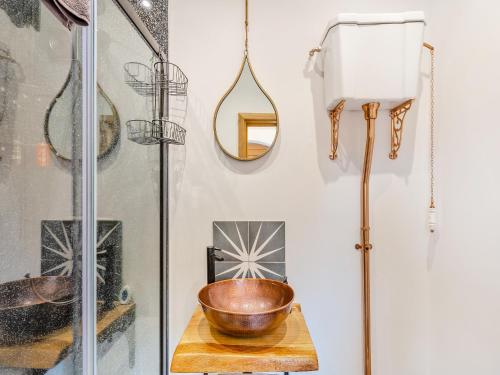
[171,304,318,373]
[0,303,135,370]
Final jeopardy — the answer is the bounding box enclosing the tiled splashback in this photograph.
[41,220,122,307]
[213,221,285,281]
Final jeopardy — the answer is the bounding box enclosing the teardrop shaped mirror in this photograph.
[213,1,279,161]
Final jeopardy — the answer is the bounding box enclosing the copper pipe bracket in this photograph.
[355,243,373,251]
[328,100,345,160]
[389,99,413,159]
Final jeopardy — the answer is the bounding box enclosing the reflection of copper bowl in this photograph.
[0,276,74,344]
[198,278,294,337]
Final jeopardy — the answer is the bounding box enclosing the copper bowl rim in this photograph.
[198,278,294,316]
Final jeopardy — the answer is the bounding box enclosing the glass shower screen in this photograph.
[0,1,86,374]
[95,1,162,374]
[0,0,164,374]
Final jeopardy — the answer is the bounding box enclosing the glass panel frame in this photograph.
[81,1,98,373]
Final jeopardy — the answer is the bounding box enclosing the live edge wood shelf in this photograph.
[0,303,135,371]
[171,304,318,374]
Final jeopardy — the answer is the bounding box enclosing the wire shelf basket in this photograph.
[127,119,186,146]
[126,120,158,145]
[154,62,188,97]
[124,62,154,96]
[153,119,186,145]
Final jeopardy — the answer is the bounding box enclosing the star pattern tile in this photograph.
[213,221,285,281]
[41,220,122,304]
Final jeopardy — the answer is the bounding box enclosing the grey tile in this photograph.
[249,221,285,262]
[213,221,286,281]
[256,262,286,281]
[213,221,249,261]
[214,262,240,281]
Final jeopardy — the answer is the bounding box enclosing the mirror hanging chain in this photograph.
[244,0,249,54]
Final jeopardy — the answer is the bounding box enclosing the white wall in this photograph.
[169,1,432,374]
[428,1,500,374]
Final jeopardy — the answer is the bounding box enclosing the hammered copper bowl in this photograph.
[198,278,294,337]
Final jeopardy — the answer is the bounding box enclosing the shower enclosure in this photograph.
[0,1,168,374]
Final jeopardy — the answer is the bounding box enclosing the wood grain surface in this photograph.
[171,304,318,373]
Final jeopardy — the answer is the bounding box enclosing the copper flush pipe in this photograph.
[356,102,380,375]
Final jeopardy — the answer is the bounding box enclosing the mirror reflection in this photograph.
[214,59,278,160]
[45,81,120,161]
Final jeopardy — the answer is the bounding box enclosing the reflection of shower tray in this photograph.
[126,119,186,145]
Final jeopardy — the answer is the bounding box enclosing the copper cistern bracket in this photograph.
[389,99,413,160]
[328,100,345,160]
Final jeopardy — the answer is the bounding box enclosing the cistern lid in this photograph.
[328,11,424,27]
[320,11,425,45]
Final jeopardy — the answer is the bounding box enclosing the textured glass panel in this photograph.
[96,1,160,374]
[0,1,83,374]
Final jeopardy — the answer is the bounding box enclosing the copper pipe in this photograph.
[356,102,379,375]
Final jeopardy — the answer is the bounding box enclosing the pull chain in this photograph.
[427,45,437,233]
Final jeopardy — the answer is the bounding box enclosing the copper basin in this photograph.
[198,278,294,337]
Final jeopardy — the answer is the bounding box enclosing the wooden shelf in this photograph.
[171,304,318,373]
[0,303,135,370]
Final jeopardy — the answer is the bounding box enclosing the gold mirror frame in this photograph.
[213,0,279,161]
[213,55,279,161]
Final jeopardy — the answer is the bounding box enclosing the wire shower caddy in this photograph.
[154,62,188,97]
[124,60,188,145]
[127,119,186,146]
[124,62,155,97]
